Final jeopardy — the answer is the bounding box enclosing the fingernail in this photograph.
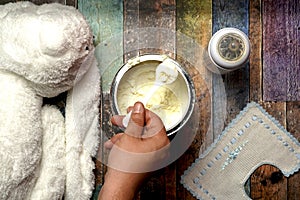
[133,102,143,114]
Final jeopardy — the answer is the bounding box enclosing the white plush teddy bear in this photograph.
[0,2,100,199]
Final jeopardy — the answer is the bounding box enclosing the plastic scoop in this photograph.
[122,58,178,127]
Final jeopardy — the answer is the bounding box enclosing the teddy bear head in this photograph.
[0,2,94,97]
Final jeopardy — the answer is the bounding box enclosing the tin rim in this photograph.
[110,54,195,137]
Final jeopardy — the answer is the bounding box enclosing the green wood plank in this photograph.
[176,0,212,200]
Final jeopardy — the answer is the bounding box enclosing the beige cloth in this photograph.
[181,102,300,200]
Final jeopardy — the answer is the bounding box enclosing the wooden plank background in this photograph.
[0,0,299,199]
[262,0,300,101]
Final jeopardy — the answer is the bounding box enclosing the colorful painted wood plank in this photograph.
[123,0,176,199]
[212,0,250,197]
[263,0,300,101]
[78,0,123,93]
[0,0,69,5]
[124,0,176,60]
[212,0,250,124]
[176,0,213,149]
[78,0,124,189]
[249,0,263,102]
[248,1,297,199]
[176,0,212,199]
[123,0,140,60]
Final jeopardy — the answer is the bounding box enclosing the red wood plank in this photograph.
[249,0,263,102]
[263,0,300,101]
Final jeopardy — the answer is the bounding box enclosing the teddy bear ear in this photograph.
[39,17,69,57]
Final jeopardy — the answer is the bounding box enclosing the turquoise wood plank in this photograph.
[263,0,300,101]
[78,0,123,45]
[78,0,123,92]
[78,0,124,190]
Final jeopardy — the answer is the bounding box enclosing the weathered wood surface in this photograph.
[212,0,250,124]
[176,1,212,200]
[212,0,251,196]
[263,0,300,101]
[0,0,72,5]
[287,102,300,199]
[123,0,177,199]
[1,0,299,199]
[249,1,300,199]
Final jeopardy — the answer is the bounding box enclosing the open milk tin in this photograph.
[111,54,195,137]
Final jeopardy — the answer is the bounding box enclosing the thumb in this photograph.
[125,102,145,138]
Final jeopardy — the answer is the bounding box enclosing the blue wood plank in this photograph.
[212,0,250,196]
[212,0,249,34]
[212,0,250,123]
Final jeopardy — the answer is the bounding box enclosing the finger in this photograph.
[127,106,133,113]
[104,133,124,149]
[144,108,166,137]
[125,102,145,138]
[111,115,125,127]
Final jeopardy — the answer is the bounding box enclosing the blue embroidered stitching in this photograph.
[221,140,249,171]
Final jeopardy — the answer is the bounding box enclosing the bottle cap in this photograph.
[208,28,250,72]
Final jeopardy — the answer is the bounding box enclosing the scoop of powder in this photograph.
[117,62,184,130]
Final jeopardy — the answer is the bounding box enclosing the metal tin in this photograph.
[110,54,195,137]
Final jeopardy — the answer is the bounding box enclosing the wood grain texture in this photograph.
[249,0,263,102]
[123,0,140,60]
[0,0,16,4]
[212,0,250,124]
[262,0,300,101]
[250,102,288,200]
[176,0,212,199]
[212,0,251,197]
[78,0,124,189]
[2,0,298,199]
[248,1,289,198]
[250,1,300,199]
[66,0,76,7]
[28,0,66,5]
[286,102,300,199]
[123,1,176,199]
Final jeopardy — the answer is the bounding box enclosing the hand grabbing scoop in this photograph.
[122,58,179,127]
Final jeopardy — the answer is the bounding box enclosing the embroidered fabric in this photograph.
[181,102,300,200]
